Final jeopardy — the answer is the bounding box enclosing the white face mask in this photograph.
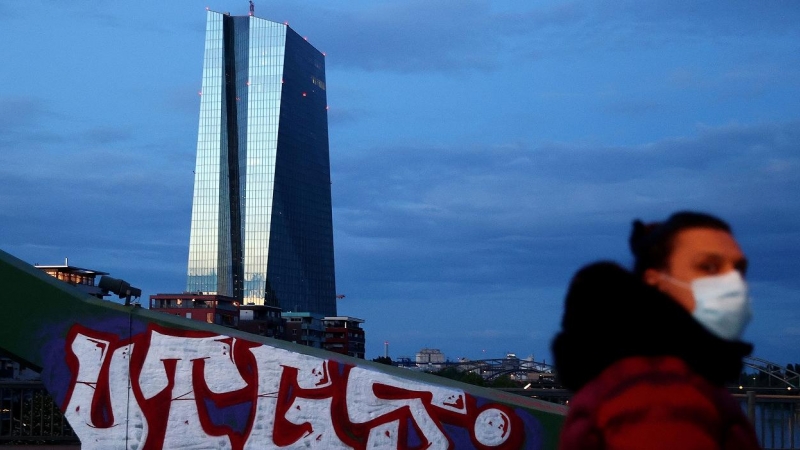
[660,270,752,341]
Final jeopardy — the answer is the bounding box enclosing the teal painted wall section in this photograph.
[0,248,566,449]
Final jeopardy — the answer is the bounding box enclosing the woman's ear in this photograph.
[643,268,661,287]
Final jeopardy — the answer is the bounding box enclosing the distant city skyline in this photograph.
[1,2,798,365]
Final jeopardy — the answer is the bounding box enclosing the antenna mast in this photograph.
[249,0,254,16]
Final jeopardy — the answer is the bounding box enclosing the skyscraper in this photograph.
[186,9,336,316]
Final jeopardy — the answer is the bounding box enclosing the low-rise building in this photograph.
[238,304,284,339]
[149,293,239,328]
[322,316,365,359]
[282,312,324,348]
[416,348,446,368]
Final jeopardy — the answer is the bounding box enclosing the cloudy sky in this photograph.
[1,1,798,366]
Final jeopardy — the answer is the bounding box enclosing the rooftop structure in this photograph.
[35,258,108,298]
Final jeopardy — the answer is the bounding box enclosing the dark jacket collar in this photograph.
[551,261,753,392]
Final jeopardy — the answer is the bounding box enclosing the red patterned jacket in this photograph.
[558,355,760,449]
[552,262,760,449]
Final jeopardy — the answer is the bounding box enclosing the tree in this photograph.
[431,367,485,387]
[488,374,522,388]
[372,356,393,366]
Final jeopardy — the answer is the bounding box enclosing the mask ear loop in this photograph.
[658,272,692,290]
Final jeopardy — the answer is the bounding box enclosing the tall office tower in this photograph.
[186,10,336,316]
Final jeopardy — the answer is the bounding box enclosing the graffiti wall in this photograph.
[65,323,544,449]
[0,249,566,449]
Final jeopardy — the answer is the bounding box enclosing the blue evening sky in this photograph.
[1,1,799,366]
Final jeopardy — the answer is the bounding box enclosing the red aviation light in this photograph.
[205,6,210,10]
[246,80,250,86]
[283,21,289,26]
[303,36,308,41]
[325,105,330,110]
[302,92,307,97]
[198,91,202,96]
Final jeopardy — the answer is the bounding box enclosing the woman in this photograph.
[551,211,761,449]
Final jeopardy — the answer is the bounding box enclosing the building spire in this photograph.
[249,0,254,16]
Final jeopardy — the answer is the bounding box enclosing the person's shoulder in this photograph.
[592,355,745,426]
[568,355,760,448]
[568,356,709,415]
[599,355,702,387]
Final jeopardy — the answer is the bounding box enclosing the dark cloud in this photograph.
[603,1,800,38]
[332,121,800,346]
[327,106,364,126]
[0,96,58,133]
[289,1,800,75]
[334,120,799,222]
[78,127,133,145]
[287,1,510,73]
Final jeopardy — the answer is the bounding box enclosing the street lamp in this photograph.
[98,276,141,306]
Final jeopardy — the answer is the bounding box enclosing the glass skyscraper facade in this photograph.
[187,10,336,316]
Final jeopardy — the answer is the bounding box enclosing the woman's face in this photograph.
[644,227,748,312]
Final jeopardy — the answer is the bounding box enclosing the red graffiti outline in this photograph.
[63,325,124,428]
[191,336,260,450]
[273,363,342,446]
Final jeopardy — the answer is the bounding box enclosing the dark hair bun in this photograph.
[629,219,658,257]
